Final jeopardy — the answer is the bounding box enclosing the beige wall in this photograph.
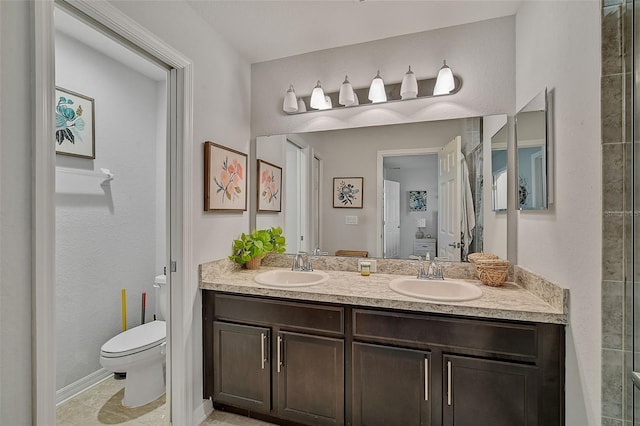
[516,1,601,424]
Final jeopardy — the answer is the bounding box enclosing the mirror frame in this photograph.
[515,88,549,211]
[490,118,509,212]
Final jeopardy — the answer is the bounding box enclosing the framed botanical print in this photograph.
[408,190,427,211]
[257,159,282,212]
[204,142,248,211]
[55,87,95,159]
[333,177,363,208]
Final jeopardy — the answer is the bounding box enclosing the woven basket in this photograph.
[467,252,500,263]
[475,259,510,287]
[467,252,500,278]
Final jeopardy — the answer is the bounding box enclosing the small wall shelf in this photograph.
[286,75,462,115]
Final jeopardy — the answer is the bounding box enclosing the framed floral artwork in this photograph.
[257,159,282,212]
[408,190,427,211]
[55,87,95,159]
[333,177,363,208]
[204,142,247,211]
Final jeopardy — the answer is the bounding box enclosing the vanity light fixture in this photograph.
[283,85,298,113]
[320,95,333,110]
[433,60,455,96]
[310,80,326,110]
[339,75,355,106]
[281,61,461,114]
[350,92,359,106]
[368,70,387,103]
[400,66,418,99]
[297,98,307,112]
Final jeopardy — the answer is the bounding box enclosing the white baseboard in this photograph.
[56,368,113,406]
[193,398,213,425]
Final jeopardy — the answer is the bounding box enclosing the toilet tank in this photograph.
[154,275,168,320]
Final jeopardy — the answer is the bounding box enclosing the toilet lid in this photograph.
[101,320,166,358]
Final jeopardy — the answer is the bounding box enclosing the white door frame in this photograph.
[34,1,194,424]
[376,147,440,258]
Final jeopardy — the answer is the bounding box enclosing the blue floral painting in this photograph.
[55,87,95,159]
[408,191,427,211]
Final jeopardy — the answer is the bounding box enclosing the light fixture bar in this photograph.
[286,74,461,114]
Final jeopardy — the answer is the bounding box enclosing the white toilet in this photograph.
[100,274,168,407]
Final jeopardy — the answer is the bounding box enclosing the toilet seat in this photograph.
[101,320,166,358]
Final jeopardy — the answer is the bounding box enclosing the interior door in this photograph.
[438,136,462,260]
[383,180,401,259]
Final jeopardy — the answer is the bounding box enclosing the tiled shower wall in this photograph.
[602,1,633,425]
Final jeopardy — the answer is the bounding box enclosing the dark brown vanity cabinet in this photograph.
[277,331,344,425]
[203,291,565,426]
[204,292,345,425]
[212,322,271,412]
[442,355,538,426]
[352,342,431,426]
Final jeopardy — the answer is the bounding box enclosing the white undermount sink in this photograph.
[388,277,483,302]
[254,269,330,288]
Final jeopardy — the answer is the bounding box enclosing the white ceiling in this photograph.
[187,0,521,64]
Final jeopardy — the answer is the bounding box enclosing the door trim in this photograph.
[376,148,441,258]
[34,1,194,424]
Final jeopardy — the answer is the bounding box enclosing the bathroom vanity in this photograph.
[200,256,567,426]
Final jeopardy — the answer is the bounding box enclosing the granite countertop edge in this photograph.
[199,261,568,325]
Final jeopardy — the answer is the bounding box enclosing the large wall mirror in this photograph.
[255,114,509,262]
[516,89,548,210]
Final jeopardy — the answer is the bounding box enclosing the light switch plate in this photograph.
[345,215,358,225]
[358,258,377,273]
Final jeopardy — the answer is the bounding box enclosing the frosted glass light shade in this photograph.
[368,70,387,103]
[339,75,355,106]
[433,60,455,96]
[319,95,332,110]
[310,80,326,109]
[400,66,418,99]
[350,92,359,107]
[283,85,298,113]
[297,98,307,112]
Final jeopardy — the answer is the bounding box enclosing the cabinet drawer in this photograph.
[414,242,436,250]
[353,309,538,359]
[215,293,344,335]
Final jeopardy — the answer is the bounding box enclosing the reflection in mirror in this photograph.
[256,115,509,261]
[489,117,508,212]
[516,89,548,210]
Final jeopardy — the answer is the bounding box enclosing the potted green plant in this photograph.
[230,227,286,269]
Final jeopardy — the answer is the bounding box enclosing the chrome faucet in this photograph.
[292,252,313,271]
[416,256,429,279]
[428,257,444,280]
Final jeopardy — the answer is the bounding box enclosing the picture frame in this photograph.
[204,141,248,212]
[408,190,428,212]
[257,159,282,212]
[333,177,363,208]
[55,87,95,159]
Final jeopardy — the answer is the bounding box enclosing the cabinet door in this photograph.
[353,342,431,426]
[443,355,538,426]
[213,321,271,413]
[277,331,344,425]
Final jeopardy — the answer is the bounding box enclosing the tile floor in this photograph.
[56,377,167,425]
[56,376,276,426]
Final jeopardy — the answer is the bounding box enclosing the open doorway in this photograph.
[54,5,170,423]
[34,1,194,424]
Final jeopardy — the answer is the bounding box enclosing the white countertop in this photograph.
[200,259,567,324]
